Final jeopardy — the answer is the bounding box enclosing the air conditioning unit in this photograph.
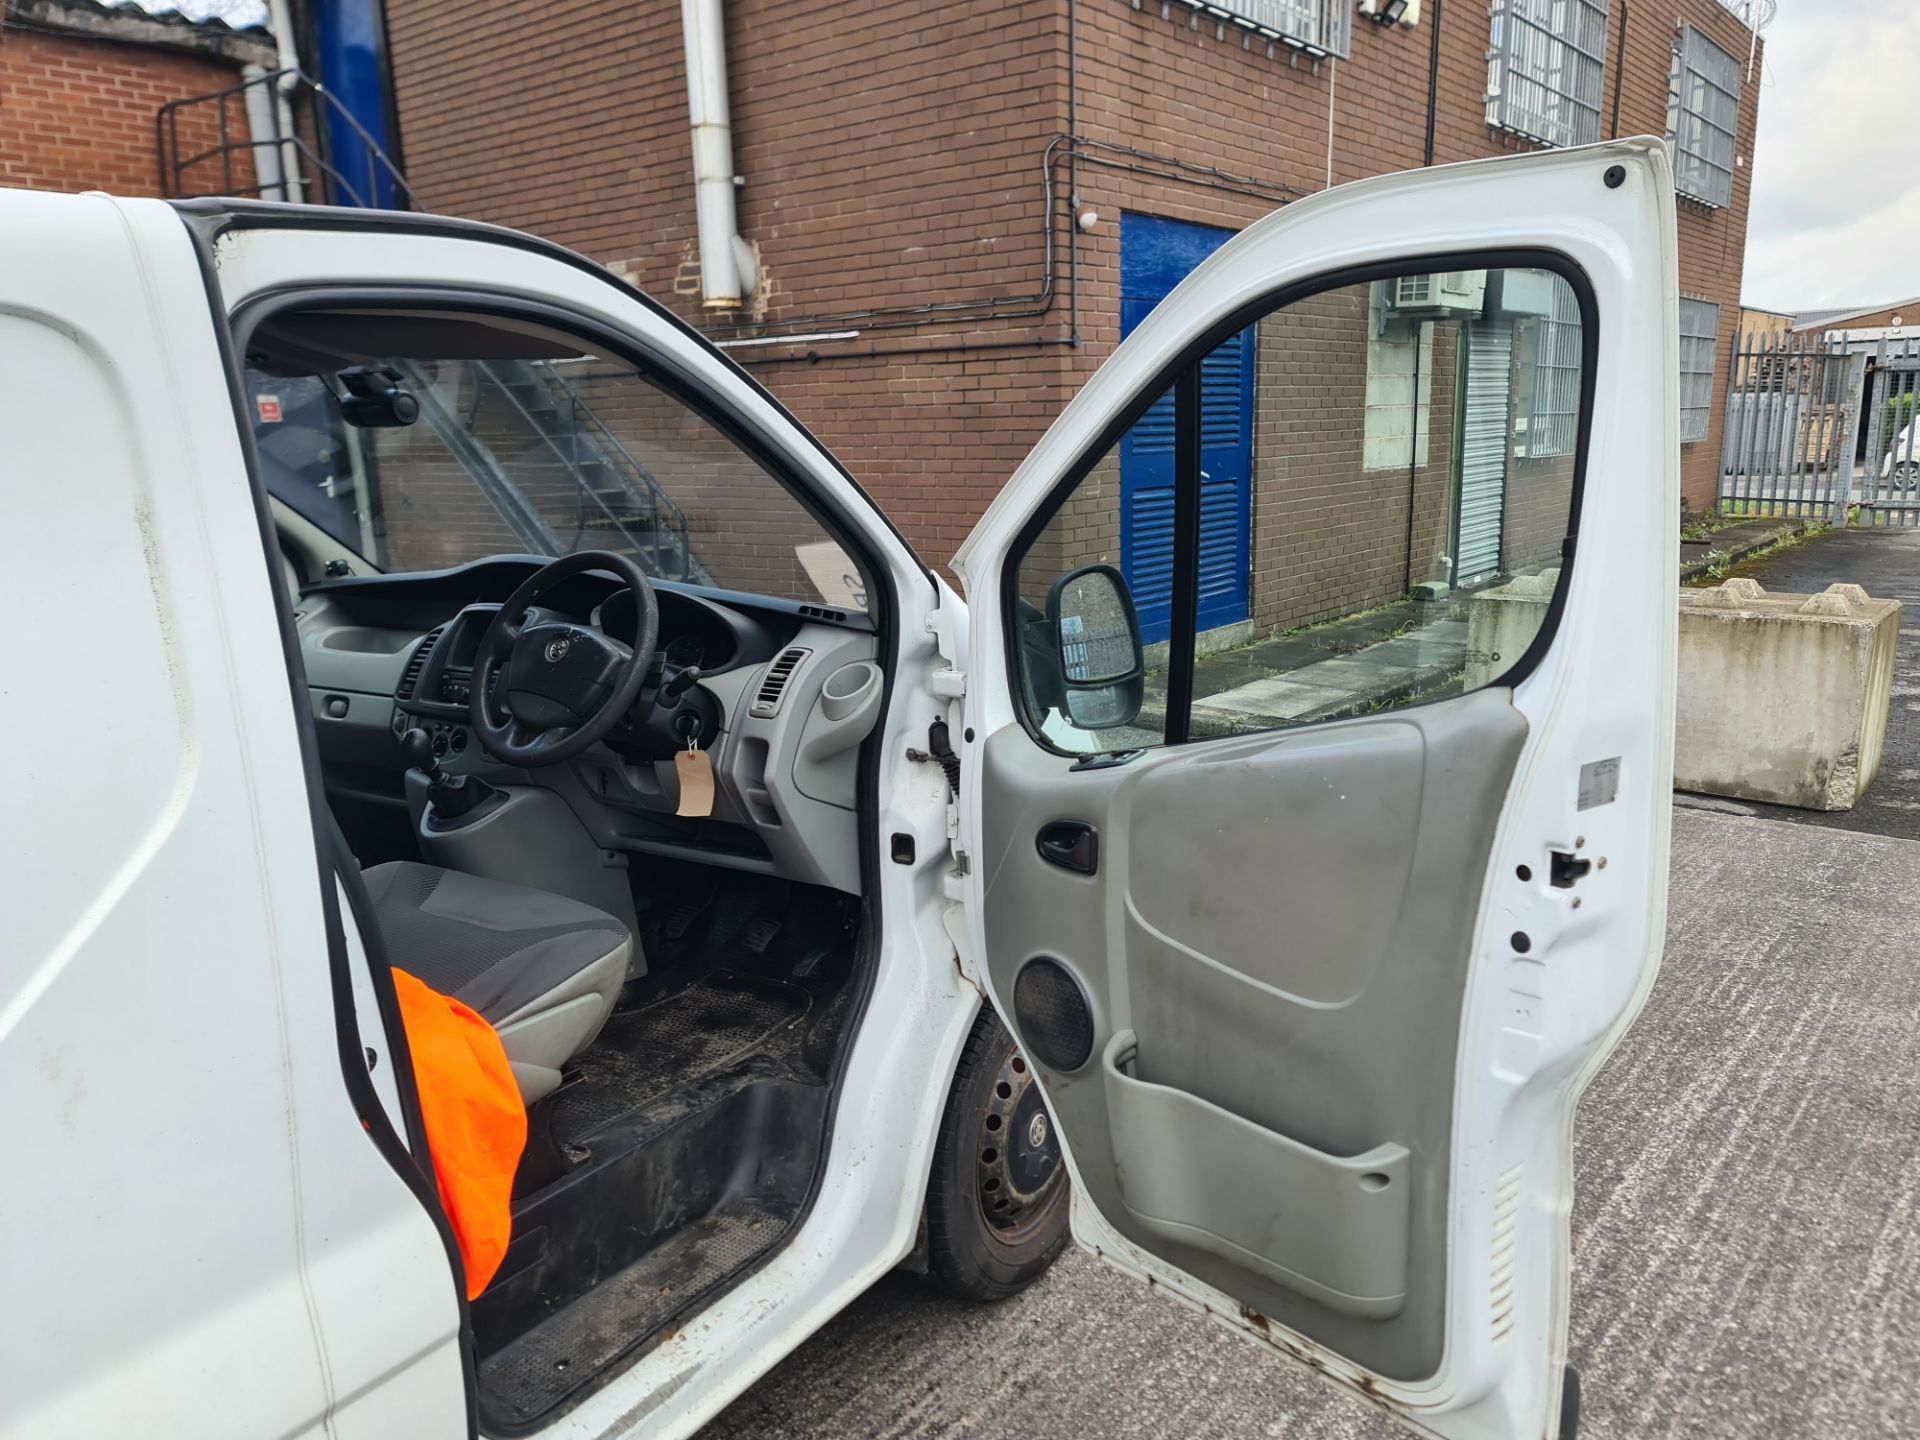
[1484,268,1557,320]
[1387,270,1487,318]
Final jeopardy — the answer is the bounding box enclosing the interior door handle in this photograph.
[1037,820,1099,876]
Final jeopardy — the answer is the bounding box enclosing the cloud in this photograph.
[1742,2,1920,310]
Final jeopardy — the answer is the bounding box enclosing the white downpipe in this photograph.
[239,65,288,201]
[265,0,304,202]
[681,0,755,309]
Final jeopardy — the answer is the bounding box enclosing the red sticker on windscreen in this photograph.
[257,395,283,424]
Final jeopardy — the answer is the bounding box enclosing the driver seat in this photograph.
[363,861,630,1104]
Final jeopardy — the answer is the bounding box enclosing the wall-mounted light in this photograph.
[1360,0,1418,25]
[1077,207,1101,232]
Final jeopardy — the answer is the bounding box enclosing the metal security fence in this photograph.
[1857,340,1920,527]
[1719,330,1866,521]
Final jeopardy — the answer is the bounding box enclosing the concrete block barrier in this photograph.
[1462,569,1559,692]
[1674,580,1900,810]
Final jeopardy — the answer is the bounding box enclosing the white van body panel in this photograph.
[0,190,466,1440]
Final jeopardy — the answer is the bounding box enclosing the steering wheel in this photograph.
[470,550,659,767]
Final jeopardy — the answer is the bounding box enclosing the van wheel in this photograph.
[922,1008,1070,1302]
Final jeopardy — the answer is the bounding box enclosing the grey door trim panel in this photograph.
[1103,1031,1412,1319]
[982,685,1529,1380]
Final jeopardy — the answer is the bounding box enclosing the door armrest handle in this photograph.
[1037,820,1099,876]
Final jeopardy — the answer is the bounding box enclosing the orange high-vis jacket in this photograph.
[391,969,527,1299]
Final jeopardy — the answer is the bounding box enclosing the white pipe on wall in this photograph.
[265,0,305,202]
[240,65,289,201]
[680,0,755,309]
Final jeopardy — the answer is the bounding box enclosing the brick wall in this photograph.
[1017,281,1471,638]
[386,0,1073,569]
[1248,286,1457,633]
[1610,0,1760,516]
[385,0,1762,572]
[0,21,254,196]
[1806,305,1918,335]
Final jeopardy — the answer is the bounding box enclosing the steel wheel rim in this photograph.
[976,1047,1064,1239]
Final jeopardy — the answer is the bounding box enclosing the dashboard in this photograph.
[296,555,882,895]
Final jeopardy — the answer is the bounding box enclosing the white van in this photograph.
[1881,418,1918,489]
[0,139,1679,1440]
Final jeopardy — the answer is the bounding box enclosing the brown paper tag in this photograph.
[675,746,715,818]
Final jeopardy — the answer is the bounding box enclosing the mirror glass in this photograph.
[1056,568,1139,683]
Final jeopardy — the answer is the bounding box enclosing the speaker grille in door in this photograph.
[1012,957,1095,1072]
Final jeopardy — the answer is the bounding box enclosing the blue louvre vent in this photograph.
[1119,214,1253,646]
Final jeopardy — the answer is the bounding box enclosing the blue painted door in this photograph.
[1120,214,1254,645]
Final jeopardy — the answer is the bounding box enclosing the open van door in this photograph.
[952,140,1679,1439]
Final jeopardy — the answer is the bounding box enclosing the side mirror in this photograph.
[1047,564,1145,730]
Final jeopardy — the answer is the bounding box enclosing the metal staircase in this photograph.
[389,359,710,585]
[159,69,710,587]
[474,361,710,584]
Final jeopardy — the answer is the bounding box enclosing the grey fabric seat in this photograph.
[364,861,632,1104]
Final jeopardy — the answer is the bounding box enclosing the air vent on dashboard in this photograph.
[395,626,445,700]
[750,647,810,719]
[798,603,848,624]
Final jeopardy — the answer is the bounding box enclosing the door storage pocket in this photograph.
[1101,1031,1411,1318]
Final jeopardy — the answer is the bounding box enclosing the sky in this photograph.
[1740,1,1920,313]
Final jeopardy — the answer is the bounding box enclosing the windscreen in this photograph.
[247,315,868,613]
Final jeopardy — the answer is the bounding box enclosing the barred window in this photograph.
[1204,0,1351,57]
[1485,0,1609,149]
[1516,283,1584,459]
[1666,24,1740,208]
[1679,297,1721,444]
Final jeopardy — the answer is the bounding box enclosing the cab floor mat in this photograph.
[550,974,810,1142]
[478,1193,790,1432]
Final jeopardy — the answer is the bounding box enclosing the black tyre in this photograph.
[922,1008,1071,1302]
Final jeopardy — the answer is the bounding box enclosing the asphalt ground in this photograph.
[1724,525,1920,840]
[703,805,1920,1440]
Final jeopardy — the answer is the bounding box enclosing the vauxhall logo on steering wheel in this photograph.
[544,635,573,663]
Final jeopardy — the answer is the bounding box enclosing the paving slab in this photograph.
[1194,674,1362,723]
[1194,619,1467,727]
[703,807,1920,1440]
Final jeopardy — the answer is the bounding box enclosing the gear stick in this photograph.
[401,728,500,826]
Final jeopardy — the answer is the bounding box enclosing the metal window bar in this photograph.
[1526,281,1583,456]
[1178,0,1351,58]
[1678,297,1719,444]
[1666,24,1740,208]
[1485,0,1610,149]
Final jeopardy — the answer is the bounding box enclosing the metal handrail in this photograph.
[546,365,701,567]
[159,71,709,577]
[155,67,419,209]
[476,360,707,584]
